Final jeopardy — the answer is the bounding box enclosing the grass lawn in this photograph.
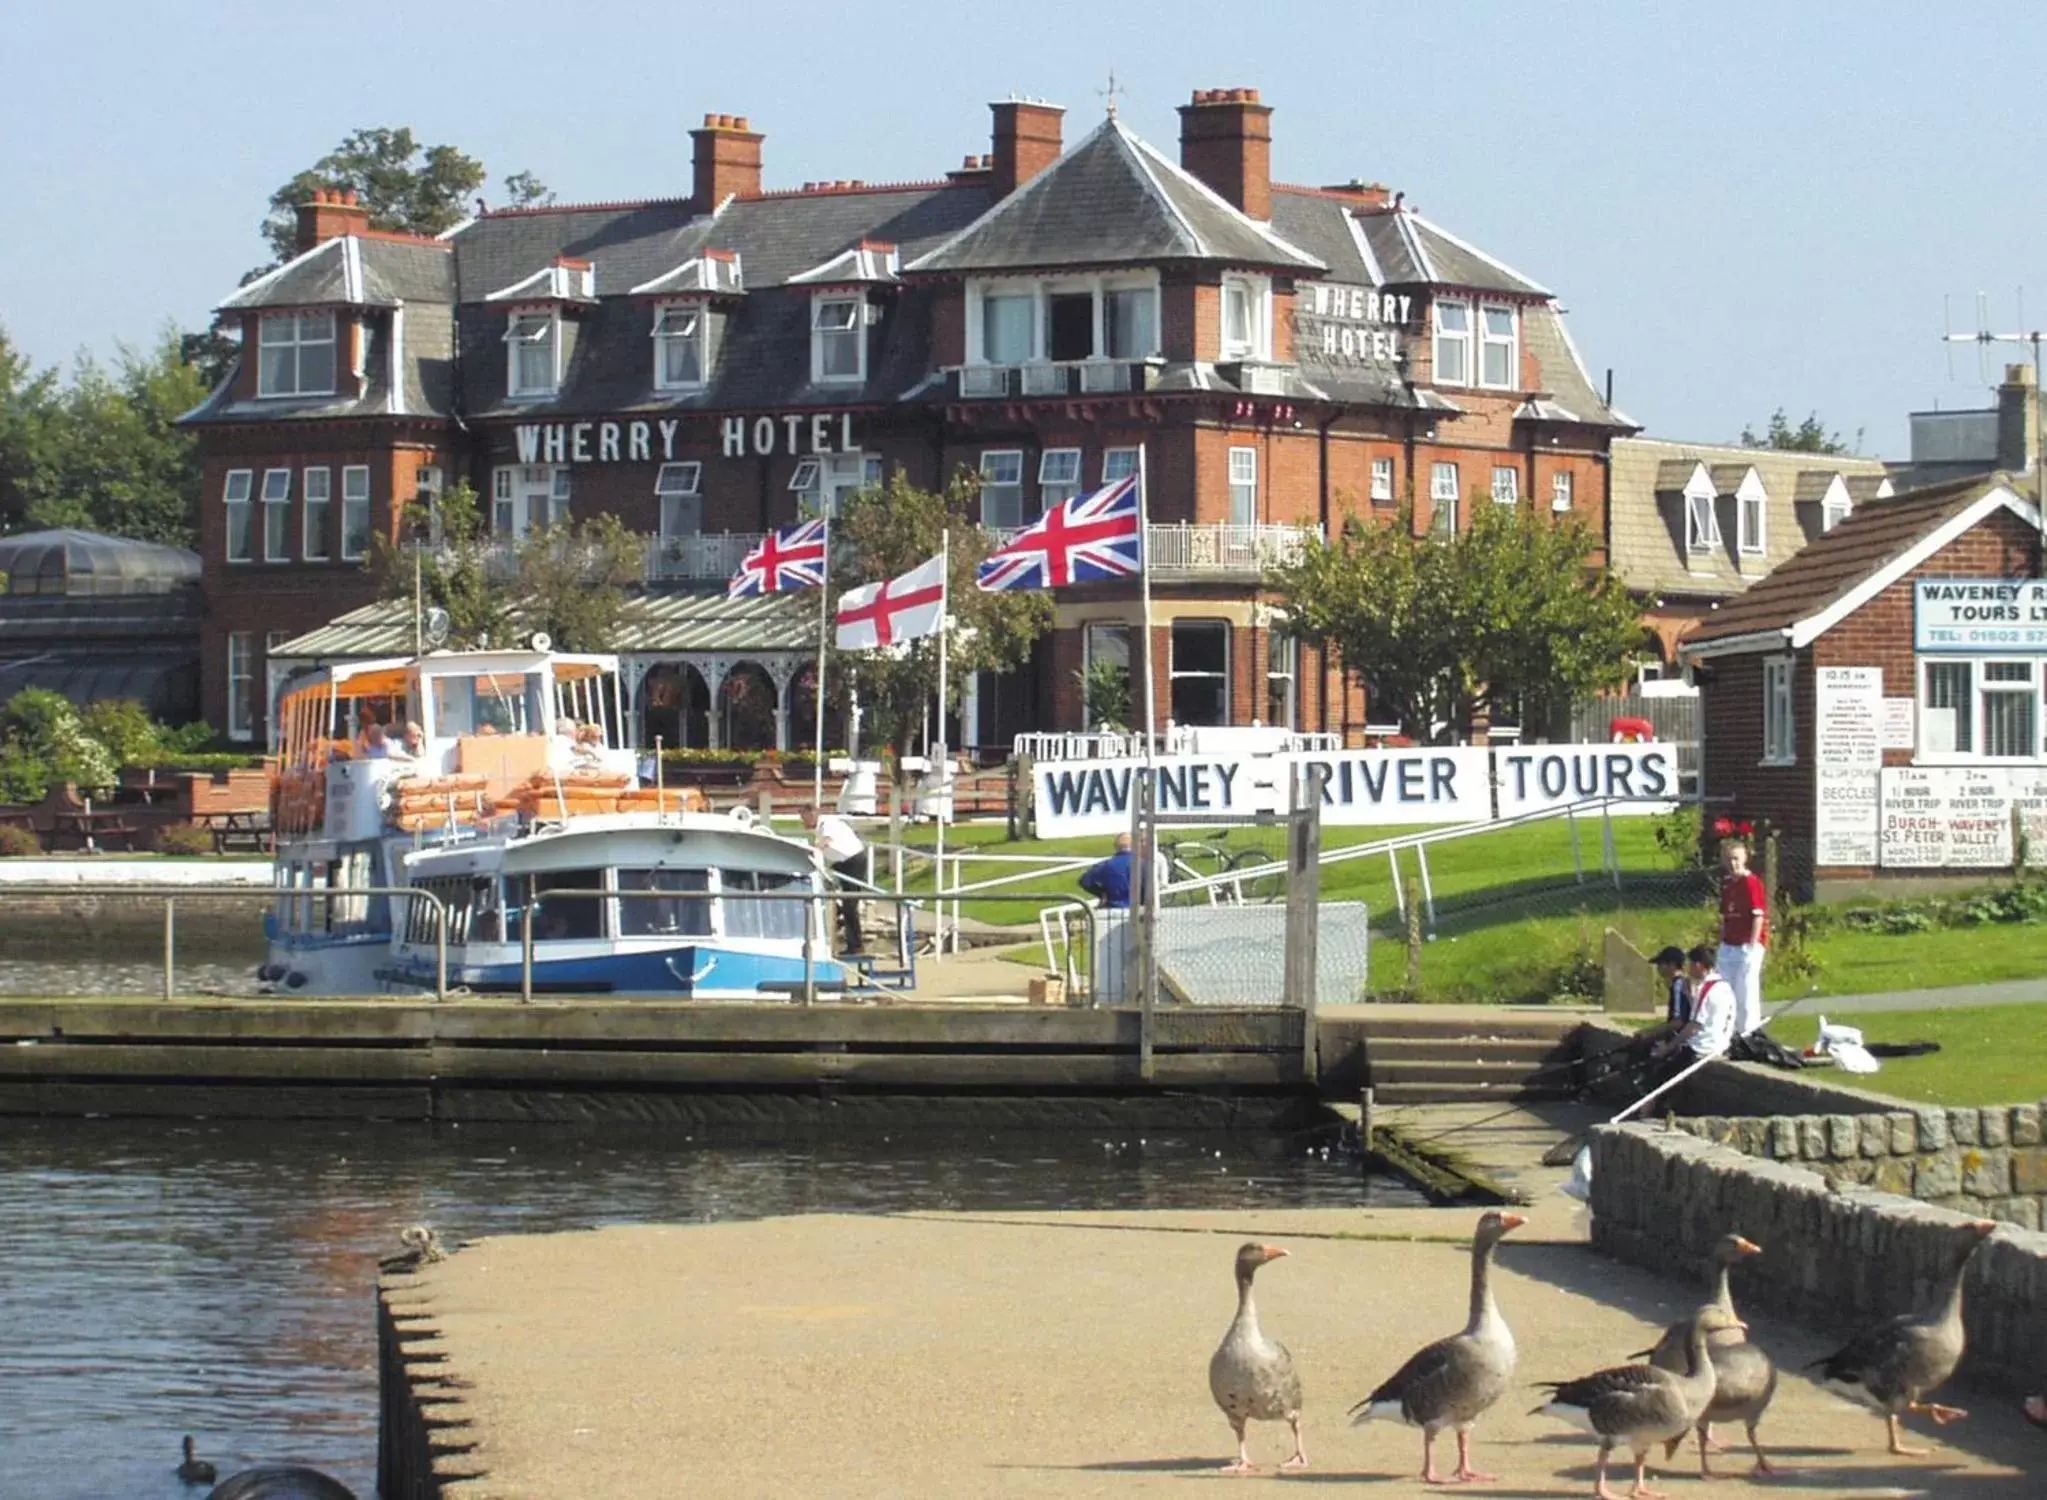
[1790,922,2047,1000]
[1761,1006,2047,1106]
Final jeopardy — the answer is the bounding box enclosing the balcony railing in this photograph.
[955,360,1155,399]
[646,531,767,583]
[1145,522,1320,575]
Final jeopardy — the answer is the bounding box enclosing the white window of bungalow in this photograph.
[1685,485,1721,555]
[1478,304,1519,389]
[505,310,559,399]
[1432,299,1471,385]
[810,294,865,383]
[1220,275,1271,361]
[652,303,705,390]
[1921,658,2044,760]
[257,311,336,398]
[1737,473,1768,556]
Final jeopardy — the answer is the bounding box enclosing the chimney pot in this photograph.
[1177,86,1274,219]
[734,116,748,130]
[691,113,764,206]
[295,185,372,253]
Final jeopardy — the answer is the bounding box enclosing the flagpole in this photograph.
[934,529,950,953]
[1136,447,1157,761]
[812,510,829,813]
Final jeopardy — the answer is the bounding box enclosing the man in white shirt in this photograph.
[1675,945,1737,1061]
[803,805,869,953]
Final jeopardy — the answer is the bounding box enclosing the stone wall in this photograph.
[1590,1122,2047,1389]
[1669,1103,2047,1230]
[1578,1019,1901,1117]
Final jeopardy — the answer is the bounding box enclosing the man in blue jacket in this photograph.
[1079,833,1134,909]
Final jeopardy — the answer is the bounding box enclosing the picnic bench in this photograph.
[194,810,270,854]
[48,809,141,853]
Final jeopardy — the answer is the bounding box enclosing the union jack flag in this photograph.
[728,518,827,597]
[975,474,1142,592]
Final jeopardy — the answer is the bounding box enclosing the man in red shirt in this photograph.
[1717,839,1768,1037]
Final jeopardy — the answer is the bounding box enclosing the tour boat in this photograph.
[266,647,844,997]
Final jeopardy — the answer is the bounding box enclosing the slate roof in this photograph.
[273,589,813,660]
[1609,437,1895,601]
[907,120,1322,274]
[1355,210,1549,296]
[219,235,453,311]
[1681,472,2014,647]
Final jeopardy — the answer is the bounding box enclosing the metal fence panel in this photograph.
[1153,900,1367,1007]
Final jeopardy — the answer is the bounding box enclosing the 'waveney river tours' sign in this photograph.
[1032,744,1679,839]
[1915,578,2047,652]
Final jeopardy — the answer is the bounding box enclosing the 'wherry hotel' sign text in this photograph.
[1032,744,1678,838]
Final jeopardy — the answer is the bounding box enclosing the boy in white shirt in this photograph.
[803,805,869,953]
[1675,945,1738,1061]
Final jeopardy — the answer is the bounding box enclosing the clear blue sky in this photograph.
[4,0,2038,455]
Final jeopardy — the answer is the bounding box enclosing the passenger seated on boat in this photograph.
[570,723,606,771]
[362,723,392,760]
[402,722,427,759]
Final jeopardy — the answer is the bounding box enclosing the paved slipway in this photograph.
[386,1203,2041,1498]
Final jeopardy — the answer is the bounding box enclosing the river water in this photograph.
[0,1108,1414,1500]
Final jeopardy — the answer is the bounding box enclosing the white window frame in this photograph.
[1370,456,1394,503]
[1220,275,1272,362]
[505,309,559,399]
[1101,280,1160,360]
[1102,447,1141,485]
[1685,487,1721,554]
[1432,298,1471,386]
[260,468,292,562]
[974,284,1038,365]
[257,310,337,398]
[1430,462,1460,537]
[1762,656,1795,765]
[656,461,702,541]
[223,469,254,564]
[1265,631,1298,730]
[1490,465,1519,506]
[1551,470,1574,512]
[548,467,572,528]
[302,466,331,560]
[227,631,255,741]
[1822,496,1852,533]
[978,449,1025,530]
[1039,448,1082,510]
[340,465,372,561]
[652,302,706,391]
[1169,619,1232,727]
[1738,486,1767,556]
[1918,656,2045,761]
[810,294,865,384]
[1477,303,1519,390]
[1228,446,1259,527]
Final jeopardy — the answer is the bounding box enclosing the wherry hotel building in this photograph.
[182,86,1632,753]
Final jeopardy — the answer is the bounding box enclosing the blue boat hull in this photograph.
[386,944,848,998]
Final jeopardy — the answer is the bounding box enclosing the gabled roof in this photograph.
[218,234,453,312]
[485,260,598,303]
[1681,474,2040,654]
[1708,463,1759,495]
[787,241,900,286]
[630,251,745,297]
[1356,209,1550,297]
[1656,459,1710,492]
[906,119,1323,275]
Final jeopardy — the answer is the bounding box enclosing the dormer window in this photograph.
[505,310,559,399]
[653,303,705,390]
[1478,305,1518,389]
[257,311,336,398]
[1220,275,1271,361]
[811,295,864,384]
[1432,299,1471,385]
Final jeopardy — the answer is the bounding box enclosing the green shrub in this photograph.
[79,699,161,765]
[659,748,760,769]
[155,825,216,857]
[124,751,265,773]
[0,823,41,857]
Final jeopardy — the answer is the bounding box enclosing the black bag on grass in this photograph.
[1728,1028,1805,1070]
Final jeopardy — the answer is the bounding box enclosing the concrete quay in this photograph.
[380,1205,2041,1498]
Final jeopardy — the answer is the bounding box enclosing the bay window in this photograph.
[505,311,558,398]
[1432,299,1471,385]
[257,311,336,397]
[1478,304,1518,389]
[223,469,253,562]
[811,295,864,383]
[1921,659,2044,758]
[978,450,1024,530]
[652,303,705,389]
[1762,656,1795,764]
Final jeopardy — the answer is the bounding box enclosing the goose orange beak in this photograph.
[1500,1213,1528,1232]
[1734,1236,1763,1256]
[1262,1245,1289,1261]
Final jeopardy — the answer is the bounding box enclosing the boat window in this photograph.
[469,877,503,943]
[617,868,712,938]
[721,869,808,941]
[432,672,539,739]
[534,868,605,942]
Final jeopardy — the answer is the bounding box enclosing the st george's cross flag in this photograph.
[727,518,827,598]
[835,552,946,651]
[975,473,1141,592]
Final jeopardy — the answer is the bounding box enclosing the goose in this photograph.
[200,1466,359,1499]
[1808,1217,1998,1456]
[1534,1304,1741,1500]
[1349,1208,1525,1483]
[1631,1232,1776,1476]
[2024,1395,2047,1431]
[1208,1241,1305,1474]
[176,1436,217,1486]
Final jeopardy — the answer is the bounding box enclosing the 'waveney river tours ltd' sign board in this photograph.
[1032,744,1679,839]
[1915,578,2047,652]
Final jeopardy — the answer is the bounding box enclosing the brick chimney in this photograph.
[1998,362,2041,473]
[1178,87,1273,220]
[988,100,1064,197]
[294,188,372,254]
[691,113,764,209]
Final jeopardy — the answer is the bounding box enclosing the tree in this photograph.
[0,326,56,531]
[1739,408,1861,455]
[1271,500,1647,740]
[515,513,646,652]
[0,688,118,799]
[501,170,555,209]
[372,482,513,649]
[24,329,209,547]
[1076,655,1130,731]
[261,128,549,263]
[829,468,1052,762]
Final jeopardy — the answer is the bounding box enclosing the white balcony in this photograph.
[1145,522,1321,575]
[646,531,766,583]
[959,365,1012,398]
[1018,362,1067,396]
